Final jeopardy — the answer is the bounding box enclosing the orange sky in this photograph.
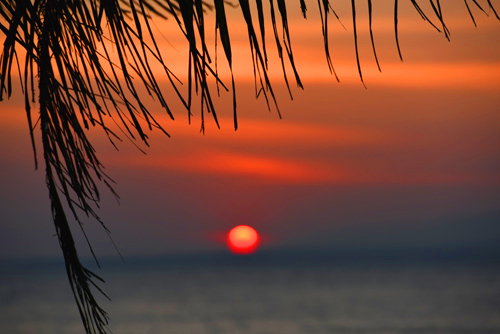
[85,0,500,184]
[1,1,499,258]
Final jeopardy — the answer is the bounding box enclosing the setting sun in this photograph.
[227,225,260,255]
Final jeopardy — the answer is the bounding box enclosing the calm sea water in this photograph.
[1,254,500,334]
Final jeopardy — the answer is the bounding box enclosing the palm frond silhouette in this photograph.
[0,1,498,333]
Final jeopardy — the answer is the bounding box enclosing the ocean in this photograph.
[1,252,500,334]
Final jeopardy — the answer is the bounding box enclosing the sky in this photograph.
[0,1,499,261]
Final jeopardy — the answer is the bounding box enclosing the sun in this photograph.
[227,225,259,255]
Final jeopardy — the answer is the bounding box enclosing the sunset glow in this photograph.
[227,225,260,255]
[0,1,499,259]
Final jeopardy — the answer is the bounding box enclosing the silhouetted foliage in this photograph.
[0,1,497,333]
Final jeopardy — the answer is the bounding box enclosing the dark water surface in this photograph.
[2,253,500,334]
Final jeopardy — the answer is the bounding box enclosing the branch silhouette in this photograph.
[0,1,498,333]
